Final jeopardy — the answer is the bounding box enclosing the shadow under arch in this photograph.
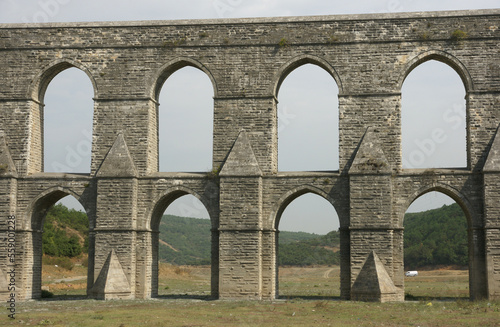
[28,59,98,102]
[272,54,343,97]
[401,183,478,300]
[271,185,348,300]
[398,50,474,92]
[148,186,218,299]
[25,186,93,300]
[150,57,218,102]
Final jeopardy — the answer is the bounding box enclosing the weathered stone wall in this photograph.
[0,9,499,301]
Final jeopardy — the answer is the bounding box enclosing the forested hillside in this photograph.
[42,203,88,258]
[404,203,468,268]
[158,215,212,265]
[278,230,340,266]
[158,215,340,266]
[42,203,468,269]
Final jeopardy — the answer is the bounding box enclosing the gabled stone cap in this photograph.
[349,127,391,175]
[220,131,262,177]
[0,132,17,177]
[351,251,399,300]
[484,124,500,172]
[96,134,137,177]
[92,249,130,296]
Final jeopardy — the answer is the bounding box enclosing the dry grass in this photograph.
[404,268,469,300]
[41,263,471,300]
[3,296,499,326]
[278,266,341,298]
[2,264,497,326]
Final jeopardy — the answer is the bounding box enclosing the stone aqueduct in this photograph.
[0,9,499,302]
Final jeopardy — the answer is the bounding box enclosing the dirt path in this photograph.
[52,275,87,283]
[159,239,179,252]
[323,268,335,278]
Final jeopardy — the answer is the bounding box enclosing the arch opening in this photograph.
[401,59,467,169]
[157,65,214,173]
[42,67,94,174]
[275,192,341,299]
[277,63,339,172]
[403,191,470,300]
[30,193,90,300]
[150,193,214,299]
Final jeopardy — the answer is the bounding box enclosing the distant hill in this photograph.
[43,202,469,269]
[159,215,340,266]
[404,203,468,269]
[278,230,340,266]
[41,206,341,266]
[158,215,211,265]
[41,206,337,266]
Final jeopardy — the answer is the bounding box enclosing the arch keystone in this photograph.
[349,127,391,174]
[220,131,262,177]
[96,134,137,177]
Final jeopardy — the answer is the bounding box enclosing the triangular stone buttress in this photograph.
[91,249,131,300]
[351,251,402,302]
[0,131,18,177]
[349,127,391,175]
[484,124,500,172]
[219,130,262,177]
[96,133,137,177]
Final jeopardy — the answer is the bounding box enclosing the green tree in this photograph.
[404,203,468,268]
[42,203,88,257]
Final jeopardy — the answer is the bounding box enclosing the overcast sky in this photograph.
[1,0,497,234]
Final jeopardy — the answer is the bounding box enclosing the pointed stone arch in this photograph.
[21,187,93,300]
[398,50,473,92]
[150,57,218,101]
[272,54,343,97]
[28,186,90,231]
[149,186,215,231]
[28,59,98,102]
[26,59,97,174]
[274,55,341,172]
[401,183,474,227]
[271,185,340,230]
[147,186,218,298]
[400,50,470,169]
[151,57,216,173]
[401,183,485,300]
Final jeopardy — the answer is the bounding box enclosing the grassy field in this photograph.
[3,264,498,326]
[278,266,341,298]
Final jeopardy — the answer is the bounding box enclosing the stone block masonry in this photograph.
[0,9,499,301]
